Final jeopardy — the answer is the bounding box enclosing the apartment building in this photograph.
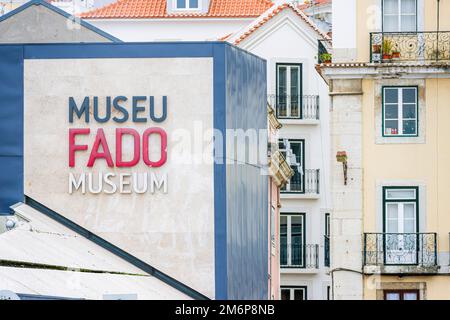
[225,2,333,300]
[320,0,450,300]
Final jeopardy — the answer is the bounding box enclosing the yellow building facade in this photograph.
[321,0,450,300]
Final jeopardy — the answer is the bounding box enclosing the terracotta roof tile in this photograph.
[81,0,273,19]
[226,3,332,46]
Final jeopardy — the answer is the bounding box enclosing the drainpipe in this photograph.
[437,0,440,33]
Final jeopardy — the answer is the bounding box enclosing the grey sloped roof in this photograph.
[0,203,191,300]
[0,0,121,43]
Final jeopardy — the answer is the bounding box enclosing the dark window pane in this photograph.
[384,88,398,103]
[291,142,302,163]
[403,88,416,103]
[290,166,303,192]
[385,293,401,300]
[403,104,416,118]
[385,120,399,135]
[189,0,198,8]
[280,216,288,265]
[277,95,287,117]
[278,67,287,94]
[294,289,305,300]
[385,104,398,119]
[403,120,416,135]
[281,289,290,301]
[290,67,300,96]
[177,0,186,8]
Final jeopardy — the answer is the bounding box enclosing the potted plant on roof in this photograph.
[382,39,393,61]
[320,53,332,64]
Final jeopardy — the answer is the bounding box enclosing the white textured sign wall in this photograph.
[24,58,215,298]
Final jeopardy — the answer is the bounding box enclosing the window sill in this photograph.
[281,193,320,200]
[375,135,425,144]
[279,119,320,126]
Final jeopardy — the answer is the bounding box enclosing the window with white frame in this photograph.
[278,139,305,193]
[276,64,302,119]
[174,0,200,10]
[281,286,307,300]
[383,87,418,136]
[383,0,417,32]
[383,187,419,265]
[280,213,305,268]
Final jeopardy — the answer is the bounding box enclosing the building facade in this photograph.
[226,3,333,300]
[321,0,450,300]
[0,41,269,300]
[81,0,333,300]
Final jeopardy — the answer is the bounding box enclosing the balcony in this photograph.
[324,235,330,268]
[370,31,450,63]
[268,150,295,188]
[268,94,320,123]
[281,243,319,271]
[363,233,438,274]
[281,168,320,199]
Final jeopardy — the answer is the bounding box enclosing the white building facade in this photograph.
[227,3,333,300]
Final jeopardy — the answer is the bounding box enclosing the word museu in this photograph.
[68,96,168,195]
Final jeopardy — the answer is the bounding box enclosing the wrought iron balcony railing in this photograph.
[280,243,319,269]
[268,95,319,120]
[324,235,330,267]
[370,31,450,63]
[363,233,437,267]
[281,168,320,195]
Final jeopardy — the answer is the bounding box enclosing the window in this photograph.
[383,187,419,265]
[276,64,302,119]
[325,213,330,237]
[281,287,307,300]
[383,0,417,32]
[278,139,305,193]
[280,213,305,268]
[383,87,418,137]
[175,0,199,10]
[327,286,331,300]
[384,290,419,300]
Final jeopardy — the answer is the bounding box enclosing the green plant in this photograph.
[320,53,332,62]
[382,39,393,55]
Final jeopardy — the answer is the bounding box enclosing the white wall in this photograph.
[86,18,252,41]
[332,0,357,62]
[24,57,216,298]
[237,9,332,300]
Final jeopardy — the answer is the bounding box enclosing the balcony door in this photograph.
[382,0,417,32]
[276,64,302,119]
[383,187,419,265]
[279,139,305,193]
[280,213,305,268]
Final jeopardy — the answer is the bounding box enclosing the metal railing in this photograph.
[281,168,320,195]
[324,235,330,267]
[268,95,319,120]
[363,233,437,267]
[370,31,450,63]
[280,244,319,269]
